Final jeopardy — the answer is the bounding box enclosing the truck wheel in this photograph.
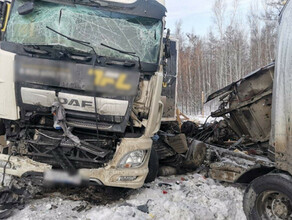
[243,173,292,220]
[145,147,159,183]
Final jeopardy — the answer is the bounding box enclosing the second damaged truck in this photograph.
[0,0,169,188]
[185,1,292,219]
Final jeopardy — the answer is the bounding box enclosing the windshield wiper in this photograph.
[51,45,93,62]
[23,45,50,55]
[46,26,97,54]
[23,44,93,62]
[46,26,100,140]
[100,43,142,70]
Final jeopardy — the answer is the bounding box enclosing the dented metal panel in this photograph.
[207,145,274,183]
[209,63,274,145]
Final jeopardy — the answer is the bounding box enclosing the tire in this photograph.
[243,173,292,220]
[183,141,206,169]
[145,147,159,183]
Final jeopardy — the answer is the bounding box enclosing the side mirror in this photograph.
[0,1,8,30]
[18,2,34,15]
[164,29,171,58]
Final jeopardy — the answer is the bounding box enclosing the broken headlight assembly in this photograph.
[118,150,147,168]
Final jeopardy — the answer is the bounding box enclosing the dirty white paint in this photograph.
[21,87,129,116]
[0,49,19,120]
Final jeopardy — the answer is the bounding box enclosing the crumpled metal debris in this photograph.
[119,199,152,214]
[0,185,30,219]
[72,202,92,213]
[51,101,109,158]
[207,144,275,183]
[52,101,81,145]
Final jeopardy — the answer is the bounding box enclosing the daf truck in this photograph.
[0,0,172,189]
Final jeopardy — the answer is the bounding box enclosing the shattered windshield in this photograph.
[5,0,163,64]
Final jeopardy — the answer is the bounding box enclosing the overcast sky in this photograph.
[165,0,255,36]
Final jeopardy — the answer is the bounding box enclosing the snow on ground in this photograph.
[188,115,209,124]
[187,115,223,126]
[8,173,247,220]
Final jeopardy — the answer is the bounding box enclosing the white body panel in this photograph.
[21,87,129,116]
[21,88,56,107]
[58,92,128,116]
[0,49,19,120]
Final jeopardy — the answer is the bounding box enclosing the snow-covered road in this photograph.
[8,173,247,220]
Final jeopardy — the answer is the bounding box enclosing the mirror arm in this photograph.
[164,29,171,58]
[0,2,11,34]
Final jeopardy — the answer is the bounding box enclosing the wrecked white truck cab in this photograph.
[0,0,171,188]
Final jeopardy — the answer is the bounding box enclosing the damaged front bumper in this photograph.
[0,137,152,189]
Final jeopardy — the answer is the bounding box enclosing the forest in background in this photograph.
[173,0,283,116]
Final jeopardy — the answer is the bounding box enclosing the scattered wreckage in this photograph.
[148,63,275,185]
[155,7,292,217]
[0,0,291,219]
[1,0,269,195]
[154,9,292,215]
[153,57,291,219]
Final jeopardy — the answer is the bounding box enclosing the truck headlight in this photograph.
[118,150,146,168]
